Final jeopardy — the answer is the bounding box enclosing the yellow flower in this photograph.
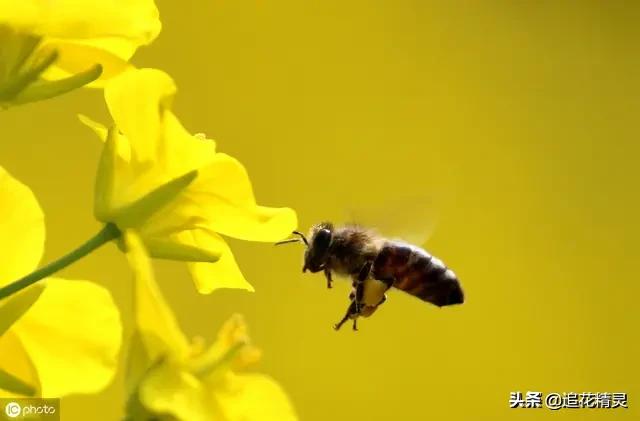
[123,232,297,421]
[81,68,297,293]
[0,0,160,106]
[0,166,122,397]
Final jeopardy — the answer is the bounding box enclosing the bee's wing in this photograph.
[342,194,439,247]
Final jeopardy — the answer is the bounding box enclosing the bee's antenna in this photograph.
[275,231,309,246]
[292,231,309,246]
[275,238,301,246]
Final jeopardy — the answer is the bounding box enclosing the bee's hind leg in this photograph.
[334,300,358,331]
[333,311,350,331]
[353,261,372,312]
[335,262,372,331]
[334,312,349,331]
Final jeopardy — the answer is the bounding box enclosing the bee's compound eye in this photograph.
[303,228,332,273]
[313,228,332,251]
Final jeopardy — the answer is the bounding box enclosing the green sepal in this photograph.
[0,25,40,83]
[94,125,120,221]
[113,170,199,229]
[10,64,103,106]
[0,283,45,336]
[0,48,58,102]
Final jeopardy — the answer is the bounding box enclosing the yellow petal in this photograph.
[138,362,218,421]
[39,39,134,86]
[160,111,217,173]
[78,113,108,141]
[139,206,226,263]
[214,373,298,421]
[189,315,262,377]
[216,315,262,371]
[192,153,298,242]
[184,231,255,293]
[0,331,38,397]
[10,278,122,397]
[124,231,190,361]
[125,330,150,398]
[0,0,160,85]
[0,0,161,44]
[0,166,44,287]
[143,235,221,263]
[104,68,175,164]
[104,68,217,170]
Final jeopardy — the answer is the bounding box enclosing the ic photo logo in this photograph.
[2,400,58,419]
[4,402,20,418]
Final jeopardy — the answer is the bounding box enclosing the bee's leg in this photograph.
[357,261,373,282]
[353,261,372,313]
[334,313,349,331]
[354,282,363,314]
[348,286,362,331]
[334,300,357,331]
[324,268,333,289]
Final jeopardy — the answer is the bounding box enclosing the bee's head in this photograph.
[275,222,334,273]
[303,222,334,273]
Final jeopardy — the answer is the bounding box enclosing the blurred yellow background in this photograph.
[1,0,639,419]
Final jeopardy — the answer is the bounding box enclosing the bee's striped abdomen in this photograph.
[372,241,464,307]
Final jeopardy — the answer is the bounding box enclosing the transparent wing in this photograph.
[341,194,440,247]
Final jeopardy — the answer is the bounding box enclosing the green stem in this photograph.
[0,223,121,300]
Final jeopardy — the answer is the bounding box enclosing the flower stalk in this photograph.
[0,223,121,300]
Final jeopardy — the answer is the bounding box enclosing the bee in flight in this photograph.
[276,222,464,331]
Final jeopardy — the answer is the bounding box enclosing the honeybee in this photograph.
[276,222,464,330]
